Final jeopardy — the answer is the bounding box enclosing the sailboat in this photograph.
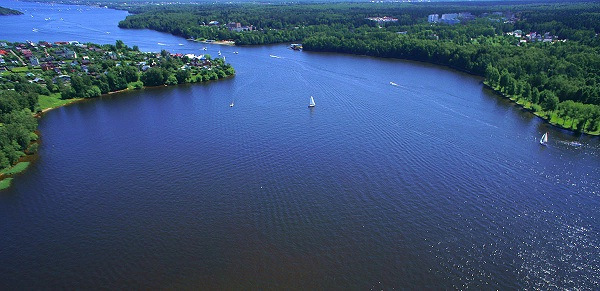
[308,96,315,108]
[230,100,234,107]
[540,132,548,145]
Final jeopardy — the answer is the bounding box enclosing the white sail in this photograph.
[308,96,315,107]
[540,132,548,145]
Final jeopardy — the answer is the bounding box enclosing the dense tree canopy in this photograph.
[0,89,38,170]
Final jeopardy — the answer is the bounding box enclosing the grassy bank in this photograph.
[0,178,13,190]
[0,162,30,190]
[1,162,30,175]
[38,93,84,111]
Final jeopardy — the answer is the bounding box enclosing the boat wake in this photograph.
[558,140,583,147]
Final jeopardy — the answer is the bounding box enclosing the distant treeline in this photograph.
[0,6,23,15]
[118,2,600,44]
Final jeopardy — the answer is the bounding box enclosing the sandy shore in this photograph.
[199,40,236,46]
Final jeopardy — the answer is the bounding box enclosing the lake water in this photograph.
[1,0,599,289]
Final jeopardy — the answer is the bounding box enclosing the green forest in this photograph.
[118,1,600,134]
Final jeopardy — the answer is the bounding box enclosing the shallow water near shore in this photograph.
[1,0,600,289]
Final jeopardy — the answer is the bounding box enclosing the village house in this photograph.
[41,62,54,71]
[56,48,77,59]
[105,51,118,60]
[227,22,254,32]
[65,49,77,59]
[30,57,40,66]
[89,46,103,52]
[31,77,45,84]
[366,16,398,24]
[21,49,33,58]
[53,74,71,83]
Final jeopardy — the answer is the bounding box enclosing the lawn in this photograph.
[38,93,82,110]
[1,162,30,175]
[0,178,13,190]
[10,66,29,73]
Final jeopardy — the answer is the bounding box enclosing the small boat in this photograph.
[218,50,221,56]
[230,101,234,107]
[203,47,207,51]
[540,132,548,145]
[568,141,582,147]
[308,96,315,108]
[390,82,398,86]
[234,51,239,54]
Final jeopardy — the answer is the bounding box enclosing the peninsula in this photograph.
[0,40,235,189]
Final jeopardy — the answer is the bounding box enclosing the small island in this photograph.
[0,6,23,16]
[0,40,235,189]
